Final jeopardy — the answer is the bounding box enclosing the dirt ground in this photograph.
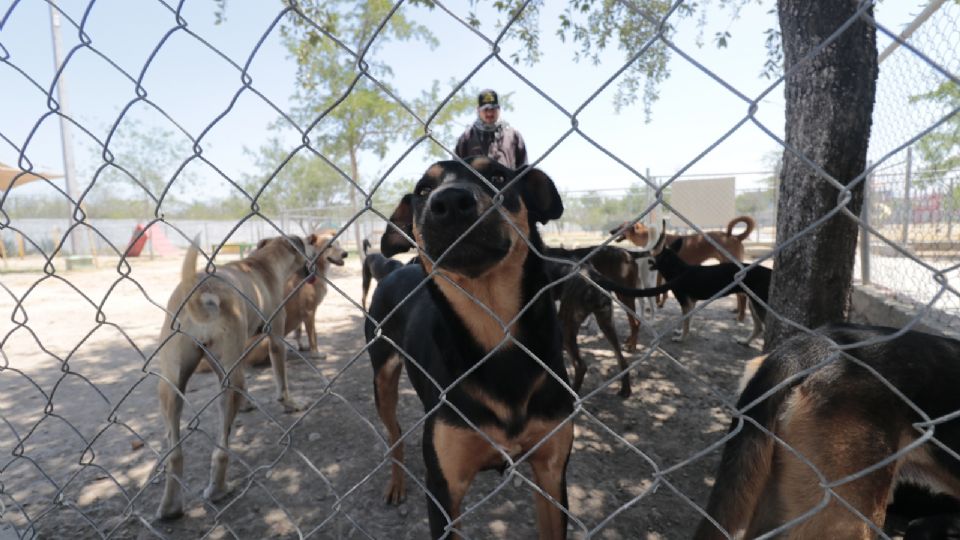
[0,252,763,539]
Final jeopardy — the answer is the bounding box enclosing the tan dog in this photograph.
[613,216,754,320]
[155,234,317,520]
[285,230,348,355]
[194,231,348,371]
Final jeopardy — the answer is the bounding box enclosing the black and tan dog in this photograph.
[695,323,960,539]
[648,228,771,345]
[360,238,403,310]
[155,235,318,519]
[366,156,574,538]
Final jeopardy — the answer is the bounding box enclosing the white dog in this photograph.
[633,222,660,320]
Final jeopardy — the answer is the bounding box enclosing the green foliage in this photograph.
[89,118,195,212]
[2,192,247,220]
[562,183,651,231]
[242,138,350,216]
[245,1,475,215]
[3,196,69,220]
[910,81,960,182]
[474,0,776,119]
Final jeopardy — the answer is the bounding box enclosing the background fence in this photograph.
[1,1,959,539]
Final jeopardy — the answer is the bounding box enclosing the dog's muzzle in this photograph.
[420,187,511,277]
[427,187,478,226]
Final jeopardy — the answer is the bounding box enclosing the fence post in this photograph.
[49,6,83,256]
[901,146,912,245]
[860,165,872,284]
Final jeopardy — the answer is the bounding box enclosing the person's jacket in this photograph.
[454,122,528,170]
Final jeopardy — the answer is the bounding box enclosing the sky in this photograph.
[0,0,935,209]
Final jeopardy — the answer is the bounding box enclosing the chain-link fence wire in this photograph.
[0,0,958,538]
[865,0,960,333]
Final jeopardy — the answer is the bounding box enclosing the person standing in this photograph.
[454,89,528,170]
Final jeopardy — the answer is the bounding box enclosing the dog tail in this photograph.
[693,344,816,539]
[362,238,371,257]
[180,237,221,319]
[586,268,680,298]
[726,216,755,240]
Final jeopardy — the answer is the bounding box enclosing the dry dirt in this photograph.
[0,252,762,539]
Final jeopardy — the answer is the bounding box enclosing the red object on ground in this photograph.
[126,223,179,257]
[126,224,148,257]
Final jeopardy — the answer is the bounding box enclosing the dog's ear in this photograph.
[256,238,270,250]
[651,222,668,255]
[381,194,416,257]
[668,237,683,253]
[519,167,563,224]
[305,233,318,247]
[609,222,628,242]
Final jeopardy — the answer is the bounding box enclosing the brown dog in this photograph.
[155,234,317,520]
[612,216,754,320]
[286,231,348,355]
[194,231,347,372]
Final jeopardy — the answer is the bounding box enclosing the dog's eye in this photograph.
[491,175,505,186]
[416,185,433,197]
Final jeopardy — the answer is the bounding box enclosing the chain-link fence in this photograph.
[864,0,960,333]
[1,1,959,539]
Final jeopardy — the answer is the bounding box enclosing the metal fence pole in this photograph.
[860,164,872,285]
[902,146,913,245]
[48,6,82,256]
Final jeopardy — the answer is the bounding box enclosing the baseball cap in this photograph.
[478,89,499,110]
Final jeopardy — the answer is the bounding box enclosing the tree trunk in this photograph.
[763,0,878,351]
[349,148,362,253]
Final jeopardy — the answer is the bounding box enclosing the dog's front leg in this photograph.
[268,313,303,412]
[529,419,574,540]
[374,353,406,504]
[424,418,492,539]
[736,301,764,347]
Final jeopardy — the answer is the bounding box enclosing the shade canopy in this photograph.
[0,162,64,191]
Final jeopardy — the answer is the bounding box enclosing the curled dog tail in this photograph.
[181,237,221,320]
[693,345,817,539]
[726,215,755,240]
[362,238,372,257]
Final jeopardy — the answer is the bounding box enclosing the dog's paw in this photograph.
[238,397,255,413]
[617,385,632,399]
[735,338,753,347]
[384,479,406,505]
[671,335,685,343]
[280,396,305,413]
[156,500,184,521]
[203,482,230,503]
[308,351,328,360]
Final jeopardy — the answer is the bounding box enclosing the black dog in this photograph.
[365,157,574,538]
[695,323,960,539]
[649,230,771,345]
[360,238,404,310]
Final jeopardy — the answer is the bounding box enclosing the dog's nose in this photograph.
[428,188,477,224]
